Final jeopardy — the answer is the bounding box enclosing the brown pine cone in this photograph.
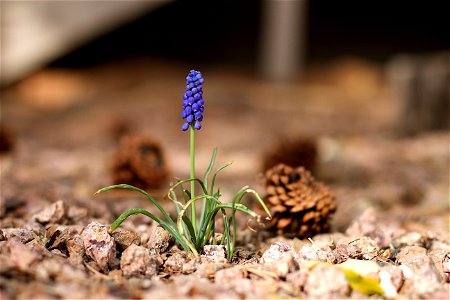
[263,138,317,175]
[0,124,14,153]
[111,135,168,190]
[264,163,336,238]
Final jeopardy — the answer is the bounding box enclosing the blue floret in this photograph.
[181,70,205,131]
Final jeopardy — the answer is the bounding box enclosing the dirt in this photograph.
[0,58,448,299]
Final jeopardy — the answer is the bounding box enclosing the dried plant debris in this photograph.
[111,134,168,190]
[264,163,336,238]
[263,138,318,174]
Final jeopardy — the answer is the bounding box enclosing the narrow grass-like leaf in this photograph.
[209,162,233,195]
[229,202,238,260]
[168,178,208,199]
[203,147,218,190]
[234,187,271,219]
[182,215,196,242]
[196,195,222,245]
[170,190,182,214]
[183,189,191,202]
[109,208,190,252]
[96,184,177,227]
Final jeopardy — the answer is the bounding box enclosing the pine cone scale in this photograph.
[264,163,336,238]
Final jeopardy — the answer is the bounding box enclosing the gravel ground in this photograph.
[1,58,448,299]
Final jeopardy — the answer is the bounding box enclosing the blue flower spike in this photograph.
[181,70,204,131]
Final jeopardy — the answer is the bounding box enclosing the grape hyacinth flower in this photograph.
[97,68,271,261]
[181,70,205,131]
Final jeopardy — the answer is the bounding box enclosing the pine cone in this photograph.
[264,163,336,238]
[263,138,317,175]
[0,124,14,153]
[111,135,168,190]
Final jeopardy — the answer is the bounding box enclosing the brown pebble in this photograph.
[147,225,174,254]
[304,264,350,298]
[7,240,42,271]
[67,235,85,264]
[120,244,160,278]
[81,222,116,273]
[33,200,66,225]
[202,245,227,263]
[164,251,190,273]
[111,229,140,251]
[1,228,34,243]
[260,242,298,264]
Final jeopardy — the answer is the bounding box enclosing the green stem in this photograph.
[190,125,196,235]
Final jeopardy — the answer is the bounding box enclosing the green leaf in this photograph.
[182,215,196,242]
[96,184,177,228]
[183,189,191,200]
[233,187,271,219]
[108,208,190,252]
[203,147,218,190]
[209,161,233,195]
[168,178,208,198]
[340,267,384,296]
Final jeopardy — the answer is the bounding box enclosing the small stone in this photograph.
[111,229,140,251]
[202,245,227,263]
[395,231,431,248]
[345,207,397,248]
[379,265,403,298]
[67,235,85,267]
[164,251,190,273]
[260,242,298,264]
[215,266,246,285]
[45,224,83,250]
[334,243,351,263]
[285,270,308,291]
[397,245,442,296]
[120,244,160,278]
[430,240,450,252]
[67,235,85,257]
[181,257,201,274]
[299,244,337,263]
[345,236,379,260]
[442,253,450,282]
[399,264,413,279]
[146,225,174,254]
[33,200,66,225]
[67,206,88,223]
[33,258,63,281]
[304,264,350,298]
[7,240,42,271]
[269,253,299,278]
[81,221,116,272]
[233,247,260,264]
[1,228,34,243]
[428,248,449,282]
[196,260,227,279]
[396,245,427,263]
[25,220,46,237]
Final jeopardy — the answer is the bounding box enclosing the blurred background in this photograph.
[0,1,448,231]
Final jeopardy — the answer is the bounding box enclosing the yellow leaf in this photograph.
[339,267,384,296]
